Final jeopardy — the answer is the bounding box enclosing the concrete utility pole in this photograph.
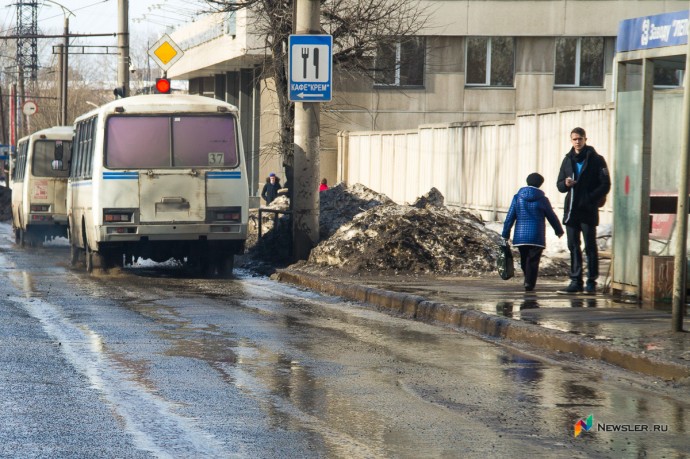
[0,86,6,144]
[17,66,26,137]
[41,1,75,124]
[117,0,130,97]
[62,15,69,124]
[57,43,64,124]
[671,5,690,332]
[292,0,321,261]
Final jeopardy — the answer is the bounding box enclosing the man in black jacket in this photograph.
[556,127,611,294]
[261,173,281,205]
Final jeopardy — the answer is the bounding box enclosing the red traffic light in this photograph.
[155,78,171,94]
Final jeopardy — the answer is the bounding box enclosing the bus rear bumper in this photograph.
[99,223,248,242]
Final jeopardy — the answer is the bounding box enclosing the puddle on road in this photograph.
[13,295,232,458]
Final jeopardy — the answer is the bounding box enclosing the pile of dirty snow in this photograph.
[243,182,570,277]
[308,186,506,276]
[242,195,293,272]
[0,186,11,221]
[319,183,394,240]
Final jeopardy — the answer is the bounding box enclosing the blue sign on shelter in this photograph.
[617,10,689,53]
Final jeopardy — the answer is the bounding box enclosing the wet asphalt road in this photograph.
[0,227,688,458]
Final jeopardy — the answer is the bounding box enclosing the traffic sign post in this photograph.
[289,35,333,102]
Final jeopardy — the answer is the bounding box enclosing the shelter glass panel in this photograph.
[613,90,643,286]
[650,90,683,255]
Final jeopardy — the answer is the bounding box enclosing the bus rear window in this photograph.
[32,140,72,178]
[105,115,238,169]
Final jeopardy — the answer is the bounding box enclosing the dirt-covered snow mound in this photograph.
[319,182,394,240]
[0,187,11,221]
[309,191,503,275]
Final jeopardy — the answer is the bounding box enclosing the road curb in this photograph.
[275,269,690,382]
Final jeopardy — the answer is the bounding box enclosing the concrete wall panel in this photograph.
[341,104,614,224]
[553,89,608,108]
[426,73,465,112]
[463,89,516,119]
[515,74,555,111]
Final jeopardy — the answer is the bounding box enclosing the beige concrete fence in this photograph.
[337,103,615,224]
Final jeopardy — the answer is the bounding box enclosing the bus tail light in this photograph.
[210,207,241,222]
[104,210,133,223]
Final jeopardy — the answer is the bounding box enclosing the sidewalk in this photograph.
[275,265,690,382]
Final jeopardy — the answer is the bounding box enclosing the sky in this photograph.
[1,0,208,82]
[1,0,206,48]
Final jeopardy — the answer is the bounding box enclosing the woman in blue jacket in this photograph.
[502,173,564,291]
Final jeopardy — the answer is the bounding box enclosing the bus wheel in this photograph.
[101,251,122,270]
[70,243,83,267]
[217,255,234,278]
[87,251,105,273]
[123,252,135,266]
[25,231,39,248]
[199,254,214,278]
[85,246,94,273]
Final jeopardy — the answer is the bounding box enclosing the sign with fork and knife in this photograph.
[288,35,333,102]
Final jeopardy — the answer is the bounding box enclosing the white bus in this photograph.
[67,94,249,276]
[10,126,73,246]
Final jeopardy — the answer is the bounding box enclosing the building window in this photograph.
[466,37,515,87]
[374,37,425,87]
[555,37,604,87]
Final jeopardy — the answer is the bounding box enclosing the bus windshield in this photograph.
[105,115,239,169]
[32,140,72,178]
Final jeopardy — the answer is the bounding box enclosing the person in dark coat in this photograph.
[261,173,281,205]
[556,127,611,294]
[502,172,564,292]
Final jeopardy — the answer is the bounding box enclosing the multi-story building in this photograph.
[166,1,688,199]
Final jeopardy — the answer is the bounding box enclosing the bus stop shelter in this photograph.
[612,10,689,301]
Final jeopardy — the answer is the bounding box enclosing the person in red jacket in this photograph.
[319,178,329,192]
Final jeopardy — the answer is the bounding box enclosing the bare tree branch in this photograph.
[202,0,429,174]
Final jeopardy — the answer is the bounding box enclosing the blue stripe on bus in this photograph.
[207,171,241,179]
[103,172,138,180]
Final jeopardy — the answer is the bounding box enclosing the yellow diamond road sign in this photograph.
[148,34,184,71]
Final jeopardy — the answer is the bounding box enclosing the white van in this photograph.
[67,94,249,276]
[10,126,73,246]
